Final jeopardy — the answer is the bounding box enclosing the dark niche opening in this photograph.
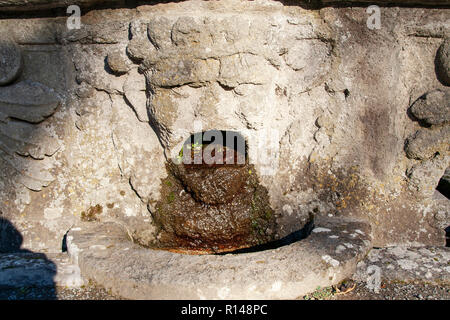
[445,226,450,248]
[435,169,449,247]
[140,130,279,254]
[436,169,450,200]
[215,218,314,255]
[177,130,247,167]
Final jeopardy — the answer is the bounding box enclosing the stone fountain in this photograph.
[0,0,448,299]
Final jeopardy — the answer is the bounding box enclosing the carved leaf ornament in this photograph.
[0,38,61,191]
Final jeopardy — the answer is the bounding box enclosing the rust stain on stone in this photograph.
[138,143,277,254]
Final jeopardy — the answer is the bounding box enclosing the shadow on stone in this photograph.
[445,226,450,247]
[0,217,57,300]
[436,171,450,200]
[215,218,315,255]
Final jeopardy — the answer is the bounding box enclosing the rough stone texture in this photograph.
[405,126,450,160]
[0,284,119,300]
[436,38,450,86]
[147,160,277,253]
[407,154,448,197]
[431,191,450,231]
[404,88,449,201]
[1,0,450,12]
[0,0,116,11]
[322,0,450,4]
[66,217,372,299]
[0,1,447,254]
[0,38,22,86]
[106,50,131,75]
[354,246,450,285]
[0,80,62,191]
[170,158,249,205]
[409,89,450,125]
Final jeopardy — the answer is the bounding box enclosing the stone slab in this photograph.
[66,216,372,299]
[354,246,450,285]
[0,0,449,12]
[321,0,450,5]
[0,0,116,11]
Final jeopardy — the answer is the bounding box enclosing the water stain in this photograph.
[139,134,277,254]
[81,204,103,222]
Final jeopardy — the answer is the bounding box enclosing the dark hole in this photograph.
[180,130,247,167]
[0,217,22,253]
[215,219,314,255]
[445,226,450,247]
[436,176,450,200]
[343,89,350,98]
[61,230,69,252]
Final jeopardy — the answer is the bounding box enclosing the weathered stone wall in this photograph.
[0,0,448,252]
[1,0,450,12]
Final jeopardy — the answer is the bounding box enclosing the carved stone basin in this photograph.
[67,216,372,299]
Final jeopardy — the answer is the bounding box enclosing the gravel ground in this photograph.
[302,280,450,300]
[334,281,450,300]
[1,280,448,300]
[0,284,121,300]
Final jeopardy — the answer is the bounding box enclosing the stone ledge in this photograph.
[66,216,372,299]
[320,0,450,5]
[0,0,449,12]
[354,246,450,285]
[0,0,118,11]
